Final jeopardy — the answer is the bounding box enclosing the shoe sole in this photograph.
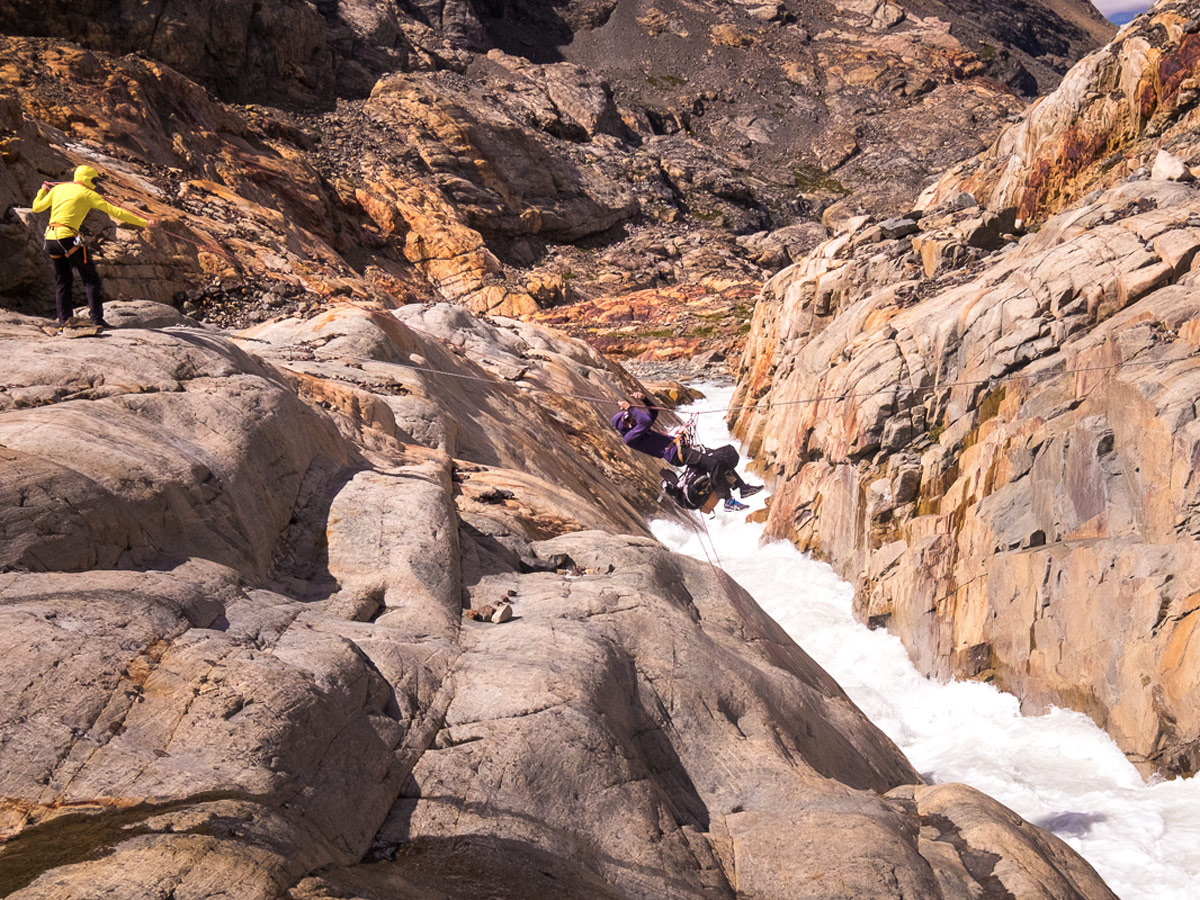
[51,326,103,338]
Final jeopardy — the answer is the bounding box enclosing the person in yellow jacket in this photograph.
[32,164,156,331]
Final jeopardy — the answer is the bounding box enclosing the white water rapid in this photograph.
[650,383,1200,900]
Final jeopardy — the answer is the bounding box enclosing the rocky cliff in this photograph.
[924,1,1200,223]
[0,302,1119,899]
[733,0,1200,779]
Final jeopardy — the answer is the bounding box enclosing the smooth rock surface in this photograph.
[0,305,1118,899]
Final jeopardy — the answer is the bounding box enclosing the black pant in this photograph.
[45,237,102,324]
[677,444,745,500]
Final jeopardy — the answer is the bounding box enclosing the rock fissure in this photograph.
[0,789,277,897]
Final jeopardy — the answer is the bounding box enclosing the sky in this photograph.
[1093,1,1153,22]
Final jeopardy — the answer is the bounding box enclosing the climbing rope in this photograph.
[33,180,239,265]
[714,354,1195,418]
[112,229,1195,433]
[672,413,699,445]
[689,510,727,594]
[40,177,1197,422]
[157,227,242,266]
[323,300,1199,419]
[242,309,1196,421]
[94,212,1200,421]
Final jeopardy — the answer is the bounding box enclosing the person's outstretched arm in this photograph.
[90,193,150,229]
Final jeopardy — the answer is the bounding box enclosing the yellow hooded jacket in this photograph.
[32,165,148,240]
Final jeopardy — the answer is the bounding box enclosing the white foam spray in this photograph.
[651,383,1200,900]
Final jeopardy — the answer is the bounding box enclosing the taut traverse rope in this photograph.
[293,301,1199,418]
[89,208,1193,420]
[240,307,1197,419]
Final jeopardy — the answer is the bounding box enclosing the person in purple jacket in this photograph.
[611,391,762,511]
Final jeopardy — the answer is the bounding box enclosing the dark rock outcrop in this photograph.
[0,0,413,102]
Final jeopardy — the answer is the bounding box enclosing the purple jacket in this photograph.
[611,406,679,464]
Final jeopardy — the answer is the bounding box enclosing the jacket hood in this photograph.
[73,165,99,188]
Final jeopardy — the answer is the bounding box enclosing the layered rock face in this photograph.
[924,0,1200,223]
[733,4,1200,778]
[0,303,1118,899]
[0,0,1114,356]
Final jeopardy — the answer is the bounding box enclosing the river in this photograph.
[650,383,1200,900]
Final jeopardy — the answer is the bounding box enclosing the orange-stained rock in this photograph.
[0,37,392,321]
[922,2,1200,224]
[533,282,759,366]
[355,180,538,317]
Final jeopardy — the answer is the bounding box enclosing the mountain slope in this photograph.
[0,0,1112,305]
[923,1,1200,221]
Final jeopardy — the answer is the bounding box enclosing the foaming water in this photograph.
[651,383,1200,900]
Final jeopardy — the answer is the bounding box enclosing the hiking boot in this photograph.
[723,498,749,512]
[91,318,111,329]
[739,484,763,499]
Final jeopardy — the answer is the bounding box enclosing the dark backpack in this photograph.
[660,467,717,512]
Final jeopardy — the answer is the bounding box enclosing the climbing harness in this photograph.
[668,413,699,463]
[657,414,738,514]
[659,469,730,596]
[46,235,85,261]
